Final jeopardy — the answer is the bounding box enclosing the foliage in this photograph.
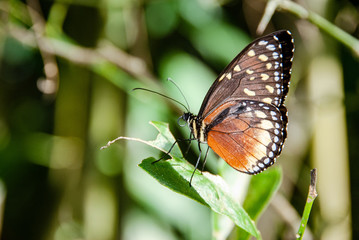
[0,0,358,239]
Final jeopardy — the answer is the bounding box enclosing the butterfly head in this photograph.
[179,112,197,134]
[179,112,207,143]
[178,112,194,127]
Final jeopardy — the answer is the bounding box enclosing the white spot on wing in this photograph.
[253,166,260,172]
[261,73,269,81]
[272,144,277,151]
[246,69,254,74]
[255,111,267,118]
[261,120,274,129]
[248,50,255,57]
[262,97,272,104]
[266,44,276,51]
[234,65,241,72]
[266,85,274,93]
[219,73,226,81]
[244,88,256,96]
[258,54,268,61]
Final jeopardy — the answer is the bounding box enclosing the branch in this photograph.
[7,23,158,86]
[258,0,359,57]
[26,0,59,96]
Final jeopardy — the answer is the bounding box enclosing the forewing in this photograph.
[199,30,294,118]
[205,100,287,174]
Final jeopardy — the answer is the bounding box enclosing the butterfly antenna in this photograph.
[132,88,189,112]
[167,78,191,112]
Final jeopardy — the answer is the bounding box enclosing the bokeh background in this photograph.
[0,0,358,239]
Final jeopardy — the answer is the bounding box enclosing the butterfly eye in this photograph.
[177,115,188,127]
[177,115,187,127]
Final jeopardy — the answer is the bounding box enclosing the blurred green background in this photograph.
[0,0,358,239]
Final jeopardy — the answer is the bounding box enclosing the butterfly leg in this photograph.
[189,141,202,186]
[201,146,210,172]
[152,138,195,164]
[184,132,193,157]
[152,140,179,164]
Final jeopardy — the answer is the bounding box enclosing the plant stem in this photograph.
[296,169,318,239]
[258,0,359,57]
[280,0,359,56]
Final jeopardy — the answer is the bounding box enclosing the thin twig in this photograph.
[257,0,281,35]
[100,136,168,155]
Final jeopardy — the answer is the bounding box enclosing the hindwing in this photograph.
[204,100,287,174]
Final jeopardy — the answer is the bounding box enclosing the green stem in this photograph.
[211,212,220,240]
[296,169,318,239]
[279,0,359,56]
[258,0,359,57]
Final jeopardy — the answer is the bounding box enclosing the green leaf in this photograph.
[145,0,179,37]
[139,157,207,206]
[148,121,183,159]
[139,156,261,238]
[236,167,282,240]
[189,22,251,66]
[243,167,282,220]
[134,121,260,238]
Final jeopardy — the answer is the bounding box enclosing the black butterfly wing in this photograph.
[198,30,294,118]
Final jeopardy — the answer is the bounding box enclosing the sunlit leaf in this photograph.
[131,121,261,238]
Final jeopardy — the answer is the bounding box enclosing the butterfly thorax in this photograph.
[182,112,207,143]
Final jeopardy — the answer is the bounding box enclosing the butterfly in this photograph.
[178,30,294,176]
